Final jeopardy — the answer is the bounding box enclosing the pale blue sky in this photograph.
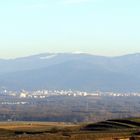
[0,0,140,58]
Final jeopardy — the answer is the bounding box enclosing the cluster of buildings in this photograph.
[0,89,140,99]
[18,90,100,98]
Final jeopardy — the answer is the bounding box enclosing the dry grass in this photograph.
[0,122,78,131]
[0,121,138,140]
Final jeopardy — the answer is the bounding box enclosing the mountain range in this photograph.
[0,53,140,92]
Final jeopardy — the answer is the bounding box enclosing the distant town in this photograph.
[1,89,140,98]
[0,89,140,105]
[0,89,139,122]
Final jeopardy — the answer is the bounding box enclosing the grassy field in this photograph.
[0,118,140,140]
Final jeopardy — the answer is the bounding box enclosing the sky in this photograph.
[0,0,140,58]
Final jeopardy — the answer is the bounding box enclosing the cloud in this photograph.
[63,0,90,5]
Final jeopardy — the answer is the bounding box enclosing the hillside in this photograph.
[0,118,140,139]
[0,53,140,92]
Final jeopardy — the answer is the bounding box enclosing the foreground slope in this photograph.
[0,118,140,139]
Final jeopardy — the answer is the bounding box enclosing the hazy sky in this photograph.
[0,0,140,58]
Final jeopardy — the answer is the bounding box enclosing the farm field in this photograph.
[0,118,140,140]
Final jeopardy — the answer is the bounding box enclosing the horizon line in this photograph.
[0,52,140,60]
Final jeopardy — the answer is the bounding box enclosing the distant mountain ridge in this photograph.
[0,53,140,92]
